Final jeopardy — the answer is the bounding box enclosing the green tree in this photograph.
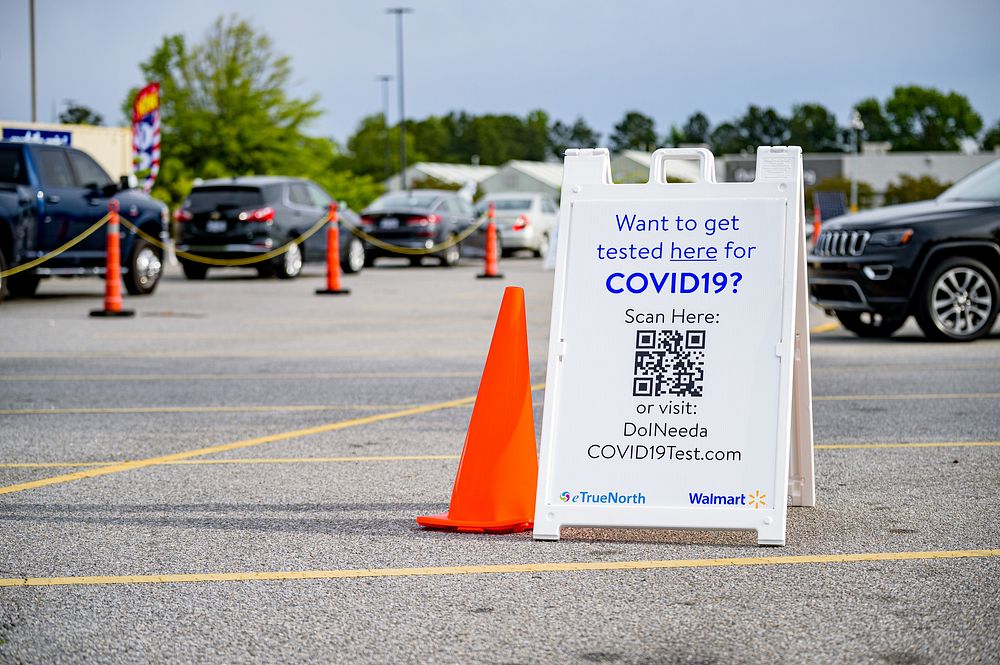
[709,122,743,155]
[805,175,876,211]
[855,86,983,151]
[59,103,103,126]
[853,97,893,144]
[124,15,363,207]
[610,111,657,152]
[709,106,788,155]
[549,117,601,157]
[882,174,951,205]
[980,118,1000,151]
[788,103,842,152]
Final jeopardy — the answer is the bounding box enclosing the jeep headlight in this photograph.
[867,228,913,247]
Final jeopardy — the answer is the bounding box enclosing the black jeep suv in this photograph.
[809,158,1000,342]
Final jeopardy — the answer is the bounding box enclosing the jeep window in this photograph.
[939,159,1000,202]
[68,150,113,189]
[35,148,75,188]
[0,147,29,185]
[187,187,264,213]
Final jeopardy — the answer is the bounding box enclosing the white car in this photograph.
[468,193,559,257]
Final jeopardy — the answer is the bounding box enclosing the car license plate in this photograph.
[380,217,399,230]
[206,220,227,233]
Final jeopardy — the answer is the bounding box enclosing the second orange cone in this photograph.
[417,286,538,533]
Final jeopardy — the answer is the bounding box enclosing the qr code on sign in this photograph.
[633,330,706,398]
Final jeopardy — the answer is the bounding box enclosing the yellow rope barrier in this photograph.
[339,215,487,256]
[0,213,110,279]
[120,215,328,267]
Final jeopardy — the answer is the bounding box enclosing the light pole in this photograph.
[386,8,412,190]
[29,0,37,122]
[376,75,393,184]
[850,109,864,214]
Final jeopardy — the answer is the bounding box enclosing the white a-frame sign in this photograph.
[534,147,814,546]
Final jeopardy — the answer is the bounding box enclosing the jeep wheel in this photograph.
[835,311,907,338]
[915,257,999,342]
[124,238,162,295]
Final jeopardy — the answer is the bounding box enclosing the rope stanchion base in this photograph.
[315,288,351,296]
[476,272,505,280]
[89,309,135,318]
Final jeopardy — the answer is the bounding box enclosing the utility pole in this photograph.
[850,109,864,214]
[386,8,412,190]
[376,75,393,185]
[29,0,37,122]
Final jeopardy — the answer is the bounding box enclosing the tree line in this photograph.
[115,16,1000,209]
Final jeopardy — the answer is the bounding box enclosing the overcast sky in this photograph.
[1,0,998,147]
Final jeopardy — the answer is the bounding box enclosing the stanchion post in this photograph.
[316,202,350,295]
[90,199,134,318]
[477,201,504,279]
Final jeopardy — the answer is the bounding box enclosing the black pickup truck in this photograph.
[0,141,168,304]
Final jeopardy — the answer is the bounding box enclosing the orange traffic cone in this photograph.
[417,286,537,533]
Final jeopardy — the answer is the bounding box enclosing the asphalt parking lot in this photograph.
[0,257,998,664]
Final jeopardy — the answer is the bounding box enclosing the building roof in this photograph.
[409,162,498,184]
[501,160,564,188]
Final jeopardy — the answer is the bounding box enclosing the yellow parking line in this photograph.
[816,441,1000,450]
[1,549,995,588]
[0,405,418,416]
[815,392,1000,401]
[809,321,840,334]
[0,372,481,382]
[0,385,545,496]
[3,441,995,470]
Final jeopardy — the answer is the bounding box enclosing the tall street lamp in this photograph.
[386,7,412,190]
[376,75,393,184]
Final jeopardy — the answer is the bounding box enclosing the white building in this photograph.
[384,162,497,192]
[1,120,133,178]
[479,160,564,199]
[610,150,703,183]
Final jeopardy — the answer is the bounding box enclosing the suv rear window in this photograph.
[0,147,29,185]
[187,187,264,212]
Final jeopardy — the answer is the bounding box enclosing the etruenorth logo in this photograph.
[560,490,646,505]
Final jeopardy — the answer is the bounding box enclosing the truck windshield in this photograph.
[0,147,29,185]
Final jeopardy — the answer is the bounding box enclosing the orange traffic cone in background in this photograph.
[417,286,538,533]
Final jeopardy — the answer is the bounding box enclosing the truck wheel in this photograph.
[181,261,209,280]
[915,257,999,342]
[835,311,906,338]
[124,238,162,295]
[273,241,302,279]
[8,273,41,299]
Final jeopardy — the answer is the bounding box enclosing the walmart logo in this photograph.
[688,490,766,508]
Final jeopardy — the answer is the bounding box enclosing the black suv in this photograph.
[809,158,1000,342]
[175,176,366,280]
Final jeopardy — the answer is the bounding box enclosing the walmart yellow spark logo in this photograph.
[747,491,766,508]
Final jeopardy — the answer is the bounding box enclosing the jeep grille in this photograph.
[814,230,870,257]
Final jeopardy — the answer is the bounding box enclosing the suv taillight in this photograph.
[174,209,193,223]
[360,215,375,227]
[512,214,530,231]
[238,207,274,222]
[405,214,441,227]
